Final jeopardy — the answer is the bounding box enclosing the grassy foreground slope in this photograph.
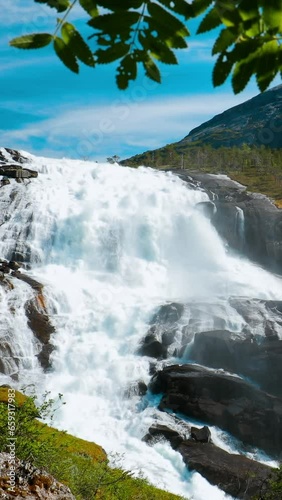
[0,388,185,500]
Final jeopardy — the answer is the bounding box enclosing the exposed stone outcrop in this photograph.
[143,420,274,499]
[0,268,55,374]
[0,453,75,499]
[143,423,184,448]
[0,148,37,182]
[178,84,282,149]
[0,148,28,165]
[175,170,282,273]
[0,165,38,180]
[137,303,183,359]
[189,328,282,397]
[178,440,274,499]
[150,363,282,457]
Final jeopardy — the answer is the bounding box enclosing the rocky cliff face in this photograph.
[178,85,282,149]
[139,300,282,498]
[0,453,75,499]
[174,170,282,273]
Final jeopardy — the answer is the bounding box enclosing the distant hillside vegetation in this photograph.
[121,85,282,207]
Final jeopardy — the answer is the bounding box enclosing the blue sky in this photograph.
[0,1,277,162]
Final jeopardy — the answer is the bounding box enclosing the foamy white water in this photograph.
[0,152,281,499]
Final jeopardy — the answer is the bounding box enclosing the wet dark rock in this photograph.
[178,440,274,499]
[191,425,211,443]
[161,328,178,346]
[3,147,29,164]
[0,265,10,274]
[150,363,282,457]
[150,303,184,325]
[142,424,183,448]
[0,165,38,179]
[189,329,282,397]
[11,271,43,291]
[149,362,157,376]
[138,332,166,359]
[8,261,21,271]
[124,380,147,398]
[138,304,183,359]
[0,342,18,376]
[25,300,55,346]
[37,345,55,372]
[143,419,274,499]
[21,275,55,371]
[174,170,282,274]
[0,177,10,187]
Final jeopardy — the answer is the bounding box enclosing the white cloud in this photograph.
[1,90,257,161]
[0,55,55,73]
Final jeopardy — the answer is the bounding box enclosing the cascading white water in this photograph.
[0,152,282,499]
[235,206,245,249]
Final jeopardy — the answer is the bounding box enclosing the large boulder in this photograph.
[150,363,282,456]
[138,303,183,359]
[25,298,55,371]
[0,165,38,179]
[143,420,274,499]
[178,440,275,499]
[190,329,282,397]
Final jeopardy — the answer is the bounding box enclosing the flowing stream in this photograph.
[0,153,282,499]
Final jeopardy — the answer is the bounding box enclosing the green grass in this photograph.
[0,388,185,500]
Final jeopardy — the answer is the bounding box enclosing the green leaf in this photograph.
[79,0,98,17]
[238,0,259,21]
[238,0,261,36]
[166,34,188,49]
[261,0,282,31]
[216,3,241,28]
[88,11,139,36]
[232,51,259,94]
[149,38,178,64]
[34,0,70,13]
[212,28,237,55]
[197,7,221,34]
[212,54,233,86]
[96,0,143,10]
[191,0,213,16]
[158,0,194,19]
[229,39,261,64]
[147,2,189,37]
[143,57,161,83]
[242,17,261,37]
[53,36,79,73]
[96,35,112,46]
[61,22,95,66]
[96,42,129,64]
[10,33,53,49]
[116,54,137,89]
[256,40,279,91]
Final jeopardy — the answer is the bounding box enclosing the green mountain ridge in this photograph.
[122,84,282,167]
[181,84,282,149]
[122,86,282,207]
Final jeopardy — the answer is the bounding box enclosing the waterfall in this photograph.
[0,152,282,500]
[235,206,245,250]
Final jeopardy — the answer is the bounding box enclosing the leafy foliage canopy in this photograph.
[9,1,282,92]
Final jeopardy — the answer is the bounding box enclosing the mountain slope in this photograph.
[122,85,282,169]
[179,84,282,149]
